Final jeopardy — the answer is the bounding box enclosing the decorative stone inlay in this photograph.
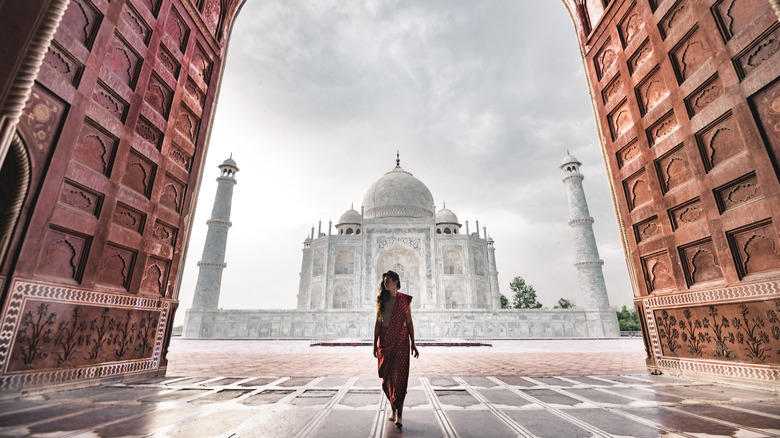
[0,279,169,389]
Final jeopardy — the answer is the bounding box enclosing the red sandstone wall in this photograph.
[564,0,780,383]
[0,0,243,390]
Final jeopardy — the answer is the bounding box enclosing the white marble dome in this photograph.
[560,152,581,168]
[436,207,459,225]
[362,164,434,219]
[338,207,362,225]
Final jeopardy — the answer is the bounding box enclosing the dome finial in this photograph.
[351,202,354,209]
[396,150,400,167]
[443,201,446,208]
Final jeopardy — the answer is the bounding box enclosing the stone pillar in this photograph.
[487,237,502,309]
[560,153,610,309]
[190,157,239,310]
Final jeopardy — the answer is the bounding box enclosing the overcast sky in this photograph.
[174,0,634,326]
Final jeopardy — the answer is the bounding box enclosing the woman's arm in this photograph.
[407,307,419,358]
[373,317,381,358]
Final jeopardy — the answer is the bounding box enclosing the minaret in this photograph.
[487,236,501,309]
[190,156,239,309]
[560,152,610,308]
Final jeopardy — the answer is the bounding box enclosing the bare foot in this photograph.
[395,419,403,429]
[388,409,396,422]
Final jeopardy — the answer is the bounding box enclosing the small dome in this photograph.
[220,155,239,170]
[560,152,581,168]
[338,207,362,225]
[436,207,459,225]
[362,161,434,219]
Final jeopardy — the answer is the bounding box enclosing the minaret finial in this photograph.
[351,202,354,209]
[566,149,569,155]
[230,152,233,158]
[396,150,400,167]
[443,201,446,208]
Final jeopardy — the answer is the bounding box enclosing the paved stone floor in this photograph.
[1,339,779,437]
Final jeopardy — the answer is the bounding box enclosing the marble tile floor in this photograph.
[1,373,779,438]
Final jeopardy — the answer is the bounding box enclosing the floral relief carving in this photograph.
[654,301,780,363]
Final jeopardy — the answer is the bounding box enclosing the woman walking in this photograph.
[373,270,419,429]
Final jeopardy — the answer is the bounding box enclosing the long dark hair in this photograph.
[376,270,401,320]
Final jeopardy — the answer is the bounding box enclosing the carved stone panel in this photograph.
[602,74,623,104]
[727,220,780,278]
[634,215,662,243]
[619,6,644,47]
[145,74,173,118]
[59,0,102,48]
[628,39,653,75]
[153,221,177,246]
[679,238,724,287]
[174,105,199,144]
[192,45,213,84]
[594,38,618,80]
[140,257,170,296]
[685,74,723,117]
[122,150,156,198]
[134,116,163,150]
[140,0,161,16]
[696,112,745,171]
[105,33,141,89]
[655,144,693,194]
[623,169,653,211]
[672,26,710,83]
[97,244,136,290]
[165,8,189,53]
[647,110,678,146]
[751,78,780,170]
[658,0,690,39]
[185,78,205,108]
[112,202,145,234]
[617,138,642,168]
[636,67,668,115]
[160,174,185,213]
[714,0,773,41]
[609,100,633,140]
[715,172,762,213]
[157,45,180,79]
[74,119,117,177]
[641,251,677,293]
[21,85,68,152]
[669,197,705,230]
[121,2,151,46]
[168,143,192,171]
[203,0,222,36]
[735,24,780,79]
[654,300,780,363]
[92,82,128,122]
[36,227,90,283]
[59,181,102,217]
[8,300,160,372]
[44,42,83,86]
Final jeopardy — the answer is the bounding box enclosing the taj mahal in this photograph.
[183,153,619,339]
[299,154,501,313]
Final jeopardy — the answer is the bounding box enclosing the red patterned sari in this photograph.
[377,292,412,409]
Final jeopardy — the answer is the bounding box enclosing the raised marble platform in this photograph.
[183,308,619,339]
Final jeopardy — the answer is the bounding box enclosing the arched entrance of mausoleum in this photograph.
[376,243,423,309]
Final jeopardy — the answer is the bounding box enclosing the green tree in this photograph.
[553,298,575,309]
[500,295,509,309]
[510,276,542,309]
[616,305,641,331]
